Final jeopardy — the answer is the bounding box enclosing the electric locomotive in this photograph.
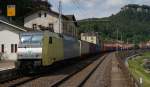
[17,31,63,69]
[16,31,80,70]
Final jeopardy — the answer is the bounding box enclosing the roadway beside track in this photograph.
[0,61,15,71]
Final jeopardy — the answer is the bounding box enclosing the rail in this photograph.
[0,55,104,87]
[0,69,21,83]
[51,54,109,87]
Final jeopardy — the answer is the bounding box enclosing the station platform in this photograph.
[111,54,130,87]
[0,61,15,71]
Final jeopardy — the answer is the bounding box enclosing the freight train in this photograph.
[16,31,130,71]
[16,31,100,70]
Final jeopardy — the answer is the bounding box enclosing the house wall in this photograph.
[0,23,20,60]
[137,7,143,12]
[81,33,101,45]
[63,21,78,38]
[24,10,63,33]
[81,36,97,44]
[24,10,78,38]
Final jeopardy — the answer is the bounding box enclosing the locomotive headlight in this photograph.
[36,54,39,57]
[35,53,42,58]
[36,54,40,58]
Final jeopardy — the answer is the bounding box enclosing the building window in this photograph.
[67,25,70,34]
[44,13,47,17]
[49,37,52,44]
[91,37,93,40]
[1,44,4,53]
[49,24,54,32]
[11,44,17,53]
[33,24,37,30]
[63,23,66,33]
[38,13,41,17]
[15,44,17,53]
[38,25,42,29]
[11,44,14,53]
[85,37,87,40]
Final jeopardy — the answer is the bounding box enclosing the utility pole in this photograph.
[116,28,119,52]
[127,38,129,52]
[59,0,62,34]
[121,32,123,51]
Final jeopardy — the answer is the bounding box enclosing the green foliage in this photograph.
[128,53,150,87]
[78,4,150,43]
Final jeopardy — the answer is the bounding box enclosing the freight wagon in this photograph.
[79,40,90,57]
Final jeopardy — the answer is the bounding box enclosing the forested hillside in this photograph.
[79,4,150,43]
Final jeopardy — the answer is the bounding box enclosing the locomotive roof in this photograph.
[20,32,44,35]
[20,31,62,39]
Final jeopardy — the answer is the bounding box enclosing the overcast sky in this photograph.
[48,0,150,20]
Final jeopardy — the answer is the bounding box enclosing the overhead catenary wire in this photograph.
[70,0,102,32]
[62,20,111,23]
[57,0,111,32]
[71,0,89,19]
[59,0,100,22]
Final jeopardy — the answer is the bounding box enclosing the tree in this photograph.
[78,4,150,43]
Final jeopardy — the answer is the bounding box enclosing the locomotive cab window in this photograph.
[20,34,43,44]
[31,35,43,43]
[49,37,52,44]
[21,35,32,43]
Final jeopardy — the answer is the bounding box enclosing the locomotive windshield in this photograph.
[21,35,32,43]
[31,35,43,43]
[20,34,43,44]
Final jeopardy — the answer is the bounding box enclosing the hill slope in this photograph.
[79,4,150,43]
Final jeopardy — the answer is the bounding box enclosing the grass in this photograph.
[128,52,150,87]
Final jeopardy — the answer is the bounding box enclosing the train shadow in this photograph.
[33,54,101,76]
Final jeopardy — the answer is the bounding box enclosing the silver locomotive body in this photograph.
[16,32,44,69]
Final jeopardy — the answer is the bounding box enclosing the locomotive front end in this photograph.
[16,32,44,70]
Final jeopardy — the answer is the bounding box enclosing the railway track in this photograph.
[50,53,111,87]
[0,52,137,87]
[0,69,22,84]
[0,71,45,87]
[82,53,112,87]
[0,55,103,87]
[0,52,138,87]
